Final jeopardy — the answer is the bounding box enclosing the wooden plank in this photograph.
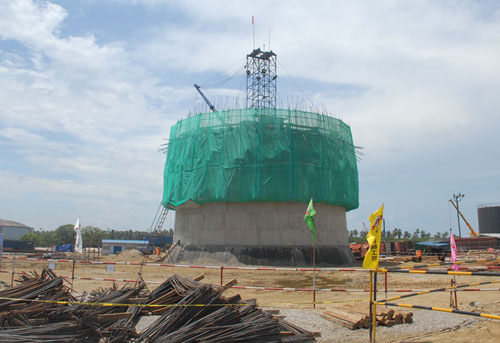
[323,309,365,329]
[348,304,393,318]
[193,274,205,281]
[223,279,237,288]
[320,313,357,330]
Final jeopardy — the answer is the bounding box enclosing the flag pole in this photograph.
[313,240,316,309]
[304,198,317,309]
[72,217,80,292]
[71,247,76,292]
[372,270,378,342]
[369,270,373,342]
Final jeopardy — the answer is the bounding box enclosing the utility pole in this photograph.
[382,219,386,240]
[453,193,465,252]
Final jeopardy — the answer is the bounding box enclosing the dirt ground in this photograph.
[1,252,499,342]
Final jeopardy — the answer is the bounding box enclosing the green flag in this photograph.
[304,198,316,242]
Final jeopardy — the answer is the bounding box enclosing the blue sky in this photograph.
[0,0,499,236]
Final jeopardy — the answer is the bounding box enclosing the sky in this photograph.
[0,0,499,236]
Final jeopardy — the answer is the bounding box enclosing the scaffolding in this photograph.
[246,48,277,109]
[162,108,359,211]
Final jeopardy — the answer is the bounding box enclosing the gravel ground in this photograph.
[134,309,478,342]
[135,315,160,333]
[278,308,479,342]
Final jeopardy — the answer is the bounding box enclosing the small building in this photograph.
[0,219,34,240]
[101,239,149,255]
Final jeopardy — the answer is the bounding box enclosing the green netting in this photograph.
[162,108,359,211]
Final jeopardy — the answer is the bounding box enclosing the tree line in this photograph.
[349,228,450,244]
[20,225,173,248]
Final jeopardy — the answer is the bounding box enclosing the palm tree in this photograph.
[394,228,402,239]
[412,228,420,239]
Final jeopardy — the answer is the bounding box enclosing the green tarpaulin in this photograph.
[162,108,359,211]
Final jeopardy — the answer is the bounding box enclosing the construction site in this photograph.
[2,37,500,343]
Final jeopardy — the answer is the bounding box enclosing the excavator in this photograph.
[449,199,479,237]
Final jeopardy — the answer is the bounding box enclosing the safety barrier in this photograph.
[2,254,500,343]
[374,301,500,320]
[2,255,498,272]
[0,255,364,271]
[2,269,499,293]
[368,263,500,343]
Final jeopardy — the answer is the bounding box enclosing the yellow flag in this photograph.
[362,204,384,269]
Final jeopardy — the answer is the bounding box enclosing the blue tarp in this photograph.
[142,236,173,246]
[55,244,73,252]
[416,241,449,247]
[4,240,35,250]
[101,239,149,245]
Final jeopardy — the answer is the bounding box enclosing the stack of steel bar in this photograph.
[0,321,84,342]
[0,269,87,342]
[0,269,74,325]
[69,283,147,342]
[0,270,316,342]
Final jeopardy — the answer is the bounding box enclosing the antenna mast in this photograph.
[252,16,255,49]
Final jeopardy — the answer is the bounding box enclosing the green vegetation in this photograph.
[20,225,173,248]
[348,227,450,244]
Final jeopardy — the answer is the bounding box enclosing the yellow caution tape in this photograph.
[0,296,367,308]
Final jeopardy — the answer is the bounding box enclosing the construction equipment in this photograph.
[449,199,479,237]
[194,84,217,112]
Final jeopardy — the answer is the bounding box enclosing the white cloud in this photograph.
[0,0,499,233]
[133,1,500,155]
[0,0,186,229]
[0,1,122,70]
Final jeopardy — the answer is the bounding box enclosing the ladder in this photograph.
[155,242,177,263]
[149,203,169,233]
[176,246,185,263]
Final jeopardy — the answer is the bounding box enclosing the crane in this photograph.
[449,199,479,237]
[194,84,217,112]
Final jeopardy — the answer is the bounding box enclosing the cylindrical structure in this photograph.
[163,108,359,266]
[478,204,500,234]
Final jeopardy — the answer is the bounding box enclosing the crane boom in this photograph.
[194,84,217,112]
[449,199,479,237]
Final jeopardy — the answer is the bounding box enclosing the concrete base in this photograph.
[172,244,354,267]
[173,201,354,266]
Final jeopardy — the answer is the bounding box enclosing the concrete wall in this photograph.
[175,201,348,246]
[173,201,354,266]
[478,206,500,234]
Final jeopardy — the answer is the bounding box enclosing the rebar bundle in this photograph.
[0,270,316,342]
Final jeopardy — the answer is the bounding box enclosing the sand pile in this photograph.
[118,249,143,259]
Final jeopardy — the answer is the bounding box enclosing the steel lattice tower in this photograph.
[246,48,277,109]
